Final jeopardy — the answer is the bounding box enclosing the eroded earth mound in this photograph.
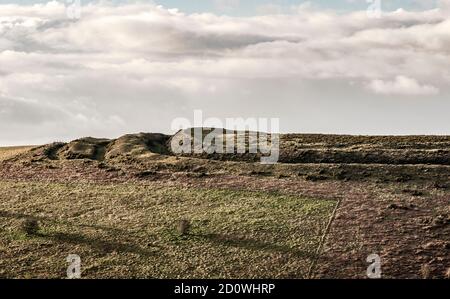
[12,129,450,166]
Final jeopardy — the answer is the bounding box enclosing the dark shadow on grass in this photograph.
[196,233,315,259]
[0,210,158,257]
[42,231,158,257]
[0,210,126,234]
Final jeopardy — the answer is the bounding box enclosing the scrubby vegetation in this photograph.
[14,129,450,166]
[0,181,335,278]
[0,129,449,279]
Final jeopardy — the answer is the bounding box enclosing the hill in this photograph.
[0,129,448,279]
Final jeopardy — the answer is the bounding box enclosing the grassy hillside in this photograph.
[0,130,448,279]
[13,130,450,165]
[0,146,34,162]
[0,180,336,278]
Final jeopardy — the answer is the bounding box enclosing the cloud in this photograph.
[367,76,439,96]
[0,95,66,125]
[0,2,450,143]
[439,0,450,12]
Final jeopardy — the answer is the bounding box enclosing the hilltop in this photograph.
[0,129,449,279]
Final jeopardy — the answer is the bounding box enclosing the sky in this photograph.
[0,1,442,14]
[1,0,450,145]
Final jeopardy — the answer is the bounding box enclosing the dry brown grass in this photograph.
[1,131,449,279]
[420,264,431,279]
[0,146,34,161]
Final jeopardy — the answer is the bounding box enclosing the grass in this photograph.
[0,133,449,279]
[0,146,34,161]
[0,180,336,279]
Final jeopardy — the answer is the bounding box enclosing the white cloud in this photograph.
[367,76,439,96]
[439,0,450,11]
[0,2,450,143]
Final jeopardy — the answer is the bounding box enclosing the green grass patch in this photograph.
[0,181,336,278]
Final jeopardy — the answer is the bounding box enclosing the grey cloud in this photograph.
[0,96,68,125]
